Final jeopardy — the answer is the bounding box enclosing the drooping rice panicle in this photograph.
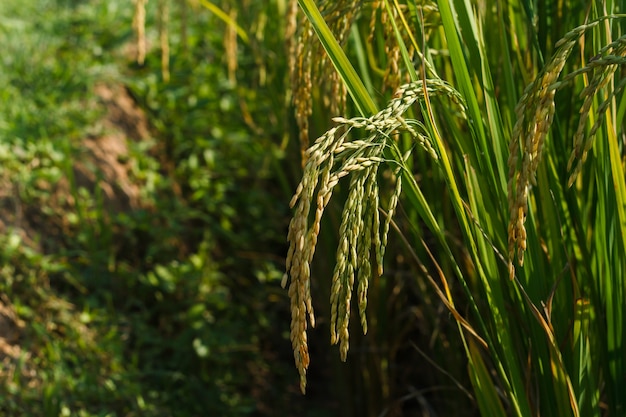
[285,79,460,390]
[506,22,598,279]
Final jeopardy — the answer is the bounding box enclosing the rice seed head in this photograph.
[506,20,626,278]
[288,276,310,393]
[566,38,626,185]
[158,0,170,82]
[288,0,361,166]
[379,171,402,269]
[506,27,581,277]
[382,6,402,92]
[367,0,383,46]
[132,0,148,65]
[285,0,298,74]
[286,79,453,390]
[224,7,237,85]
[356,170,379,321]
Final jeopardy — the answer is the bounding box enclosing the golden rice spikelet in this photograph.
[287,276,310,394]
[288,0,361,166]
[357,171,380,333]
[292,28,314,165]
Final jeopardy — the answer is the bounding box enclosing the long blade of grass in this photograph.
[436,0,498,187]
[467,340,507,417]
[514,277,580,416]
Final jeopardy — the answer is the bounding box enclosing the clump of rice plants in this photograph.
[284,1,626,416]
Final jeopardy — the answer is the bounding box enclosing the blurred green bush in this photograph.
[0,0,314,415]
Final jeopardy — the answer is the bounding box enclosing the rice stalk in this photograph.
[287,0,360,165]
[506,19,626,280]
[284,79,463,393]
[566,35,626,186]
[287,0,626,413]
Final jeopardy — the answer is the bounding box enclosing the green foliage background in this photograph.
[0,0,315,415]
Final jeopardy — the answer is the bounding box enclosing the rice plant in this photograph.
[283,0,626,415]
